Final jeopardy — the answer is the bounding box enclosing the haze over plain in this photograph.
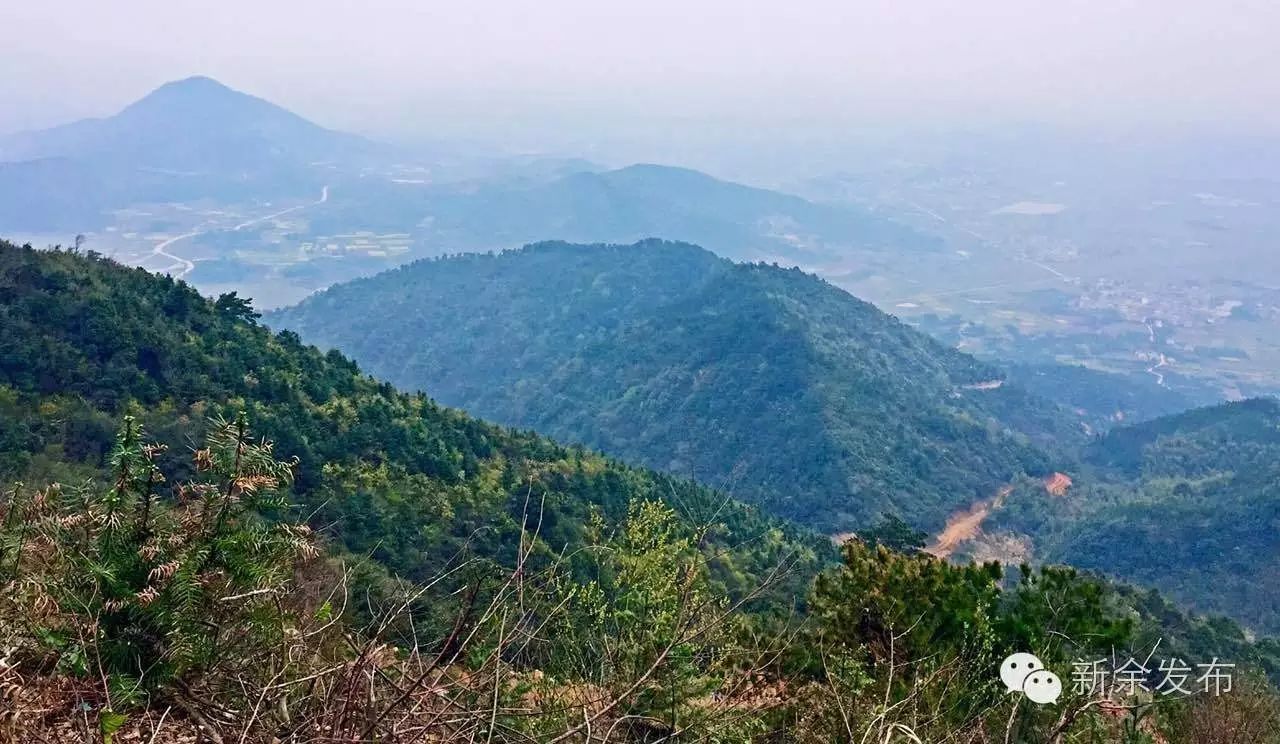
[5,0,1280,174]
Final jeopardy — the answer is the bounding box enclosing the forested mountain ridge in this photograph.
[369,163,939,263]
[269,239,1080,533]
[988,397,1280,633]
[0,239,828,598]
[1005,361,1200,431]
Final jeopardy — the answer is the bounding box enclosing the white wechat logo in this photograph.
[1022,670,1063,705]
[999,652,1043,693]
[999,652,1062,705]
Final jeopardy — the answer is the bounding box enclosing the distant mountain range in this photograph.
[1,76,938,286]
[268,239,1077,532]
[0,77,373,230]
[311,162,939,264]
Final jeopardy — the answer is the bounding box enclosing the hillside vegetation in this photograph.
[6,420,1278,740]
[989,397,1280,633]
[4,240,1280,740]
[0,239,826,604]
[270,240,1079,533]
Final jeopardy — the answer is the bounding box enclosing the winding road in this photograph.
[145,185,329,280]
[1146,352,1169,387]
[233,185,329,231]
[1142,319,1170,387]
[150,230,200,276]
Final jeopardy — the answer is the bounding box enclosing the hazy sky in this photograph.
[4,0,1279,157]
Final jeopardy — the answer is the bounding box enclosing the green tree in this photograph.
[855,512,928,553]
[214,290,261,323]
[1,413,314,720]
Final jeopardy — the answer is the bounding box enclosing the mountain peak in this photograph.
[0,73,378,191]
[606,163,721,184]
[157,75,235,92]
[119,75,282,121]
[269,240,1070,532]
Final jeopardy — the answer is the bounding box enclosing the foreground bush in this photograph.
[4,413,1280,742]
[0,415,786,742]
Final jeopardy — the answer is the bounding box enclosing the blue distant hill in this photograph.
[0,76,383,229]
[0,75,380,169]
